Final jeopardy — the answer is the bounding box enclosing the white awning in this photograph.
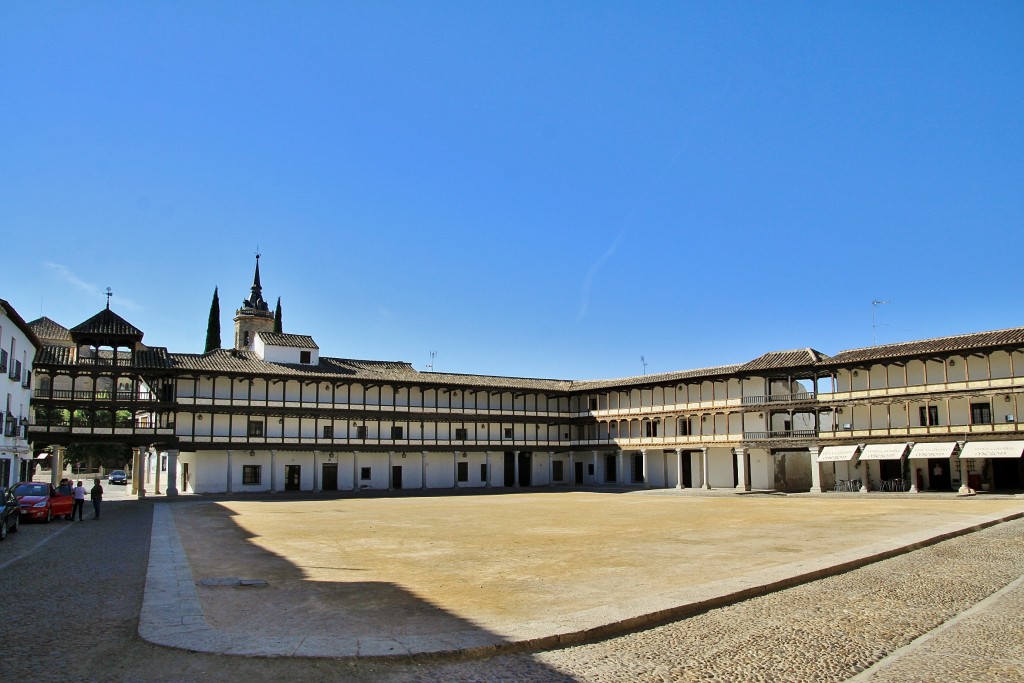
[818,445,860,462]
[908,442,959,460]
[858,443,910,460]
[959,441,1024,459]
[34,453,51,460]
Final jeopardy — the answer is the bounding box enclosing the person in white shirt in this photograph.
[72,481,86,521]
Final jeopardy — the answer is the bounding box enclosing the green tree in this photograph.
[274,296,283,334]
[205,286,221,352]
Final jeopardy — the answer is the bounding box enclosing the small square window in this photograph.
[455,428,468,440]
[248,421,264,437]
[356,425,367,439]
[588,398,598,410]
[503,428,513,439]
[243,465,261,485]
[299,350,312,364]
[323,425,333,439]
[391,426,403,439]
[360,466,371,481]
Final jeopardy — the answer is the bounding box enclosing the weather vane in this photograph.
[105,287,113,309]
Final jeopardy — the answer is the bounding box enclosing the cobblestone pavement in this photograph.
[1,499,1022,682]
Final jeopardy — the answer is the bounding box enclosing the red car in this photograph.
[11,482,74,522]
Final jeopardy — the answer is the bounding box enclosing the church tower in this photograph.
[233,255,275,351]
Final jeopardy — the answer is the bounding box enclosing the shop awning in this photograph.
[959,441,1024,459]
[34,453,51,460]
[858,443,910,460]
[817,444,860,462]
[908,442,959,460]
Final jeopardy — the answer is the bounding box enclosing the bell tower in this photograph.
[233,254,275,350]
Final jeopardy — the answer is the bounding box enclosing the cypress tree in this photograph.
[205,287,221,352]
[274,297,283,334]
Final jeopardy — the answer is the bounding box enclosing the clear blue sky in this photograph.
[2,2,1021,380]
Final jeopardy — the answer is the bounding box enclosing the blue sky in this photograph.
[2,2,1021,380]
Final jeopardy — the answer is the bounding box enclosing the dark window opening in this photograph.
[242,465,261,485]
[971,403,992,425]
[918,406,940,426]
[360,467,371,480]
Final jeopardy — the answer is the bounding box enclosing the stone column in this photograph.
[138,450,148,498]
[421,451,428,490]
[616,450,623,485]
[548,451,554,487]
[154,450,163,495]
[809,447,823,493]
[734,447,750,492]
[957,449,971,495]
[352,451,359,491]
[50,445,63,487]
[568,452,575,486]
[313,451,320,493]
[270,450,277,493]
[165,449,179,497]
[131,447,142,496]
[675,448,684,489]
[859,453,870,493]
[513,451,521,488]
[701,447,711,490]
[592,450,599,484]
[226,450,233,495]
[641,449,650,488]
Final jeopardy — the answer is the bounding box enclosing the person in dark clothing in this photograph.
[90,479,103,520]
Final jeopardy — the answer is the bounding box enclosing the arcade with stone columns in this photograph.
[26,258,1024,496]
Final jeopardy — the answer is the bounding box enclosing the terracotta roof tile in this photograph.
[69,308,144,340]
[28,316,72,345]
[821,327,1024,366]
[738,348,829,372]
[257,332,318,349]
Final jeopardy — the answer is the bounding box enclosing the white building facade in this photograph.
[24,262,1024,496]
[1,299,40,488]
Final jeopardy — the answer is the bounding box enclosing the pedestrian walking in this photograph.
[90,478,104,520]
[72,480,86,521]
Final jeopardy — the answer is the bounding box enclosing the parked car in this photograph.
[0,487,19,540]
[108,470,129,485]
[11,482,74,522]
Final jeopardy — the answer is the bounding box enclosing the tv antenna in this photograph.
[641,355,648,376]
[872,300,889,345]
[426,350,436,372]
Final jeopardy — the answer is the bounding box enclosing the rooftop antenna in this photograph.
[105,287,113,309]
[641,355,648,376]
[872,299,889,345]
[426,350,436,372]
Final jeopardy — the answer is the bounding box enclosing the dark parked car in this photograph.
[12,482,74,522]
[108,470,129,485]
[0,487,19,540]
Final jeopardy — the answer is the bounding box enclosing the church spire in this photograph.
[243,254,269,311]
[234,252,275,351]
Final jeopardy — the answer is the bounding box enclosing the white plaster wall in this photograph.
[749,449,772,490]
[707,447,734,487]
